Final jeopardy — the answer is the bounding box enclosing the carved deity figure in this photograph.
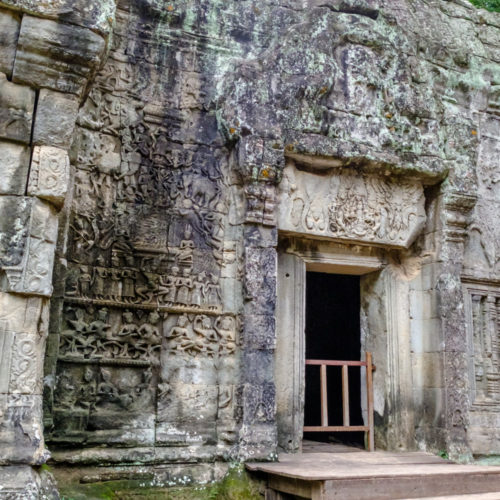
[71,214,95,257]
[167,314,194,354]
[177,226,195,266]
[121,271,135,302]
[60,308,88,356]
[136,272,159,303]
[191,271,206,307]
[87,308,113,356]
[55,373,77,410]
[137,311,162,359]
[92,256,108,299]
[78,266,92,297]
[193,315,218,356]
[96,368,119,405]
[76,368,97,410]
[176,268,193,305]
[205,273,222,308]
[158,267,179,304]
[110,256,123,300]
[215,316,236,355]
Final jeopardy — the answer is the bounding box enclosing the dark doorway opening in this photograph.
[303,272,364,446]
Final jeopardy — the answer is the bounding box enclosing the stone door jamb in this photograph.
[275,240,384,452]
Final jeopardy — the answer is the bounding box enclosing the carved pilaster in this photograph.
[438,191,478,459]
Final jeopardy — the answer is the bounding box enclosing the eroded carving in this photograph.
[278,163,426,248]
[465,285,500,406]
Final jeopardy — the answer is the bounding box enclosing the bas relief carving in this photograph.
[465,285,500,406]
[46,13,241,452]
[278,163,426,248]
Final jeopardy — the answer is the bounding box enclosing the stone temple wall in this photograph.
[0,0,499,496]
[0,0,116,496]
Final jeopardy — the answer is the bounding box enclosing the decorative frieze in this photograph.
[278,163,426,248]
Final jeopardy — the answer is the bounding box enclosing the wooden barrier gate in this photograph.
[303,352,375,451]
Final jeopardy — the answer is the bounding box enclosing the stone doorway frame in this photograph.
[275,237,414,452]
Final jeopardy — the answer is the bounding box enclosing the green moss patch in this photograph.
[468,0,500,12]
[58,465,261,500]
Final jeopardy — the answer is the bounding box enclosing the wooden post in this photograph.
[366,352,375,451]
[320,364,328,427]
[342,364,350,427]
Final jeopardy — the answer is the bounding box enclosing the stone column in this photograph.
[0,3,114,496]
[237,137,283,460]
[437,190,477,460]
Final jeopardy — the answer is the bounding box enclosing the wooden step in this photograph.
[248,450,500,500]
[404,495,500,500]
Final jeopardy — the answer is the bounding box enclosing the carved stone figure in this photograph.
[166,314,194,354]
[92,256,108,299]
[176,268,192,305]
[215,316,236,355]
[205,274,222,308]
[158,267,179,304]
[193,315,218,356]
[191,271,206,307]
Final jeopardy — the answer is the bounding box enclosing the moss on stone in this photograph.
[58,465,261,500]
[469,0,500,12]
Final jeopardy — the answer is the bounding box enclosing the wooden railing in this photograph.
[303,352,375,451]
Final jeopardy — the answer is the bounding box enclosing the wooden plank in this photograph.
[268,475,313,498]
[306,359,367,367]
[248,451,500,482]
[320,364,328,427]
[304,425,369,432]
[366,352,375,452]
[322,472,500,500]
[342,365,350,427]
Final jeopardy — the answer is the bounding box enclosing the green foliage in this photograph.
[469,0,500,12]
[438,449,449,460]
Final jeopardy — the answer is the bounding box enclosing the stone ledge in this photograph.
[13,16,106,97]
[0,0,116,37]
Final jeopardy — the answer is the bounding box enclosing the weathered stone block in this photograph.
[244,248,277,316]
[1,199,58,296]
[0,321,45,396]
[241,351,275,385]
[220,277,243,314]
[0,141,30,195]
[0,8,21,78]
[0,0,116,36]
[0,465,42,499]
[412,352,444,389]
[244,224,278,248]
[28,146,70,207]
[0,196,32,268]
[13,16,106,96]
[0,293,44,335]
[242,383,276,424]
[8,332,45,395]
[33,89,79,149]
[238,422,277,460]
[0,394,47,465]
[0,394,48,465]
[242,315,276,350]
[0,73,35,144]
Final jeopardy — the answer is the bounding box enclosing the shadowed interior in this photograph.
[304,272,364,446]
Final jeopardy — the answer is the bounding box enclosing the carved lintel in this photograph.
[278,163,426,248]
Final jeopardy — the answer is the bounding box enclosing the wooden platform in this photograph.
[246,441,500,499]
